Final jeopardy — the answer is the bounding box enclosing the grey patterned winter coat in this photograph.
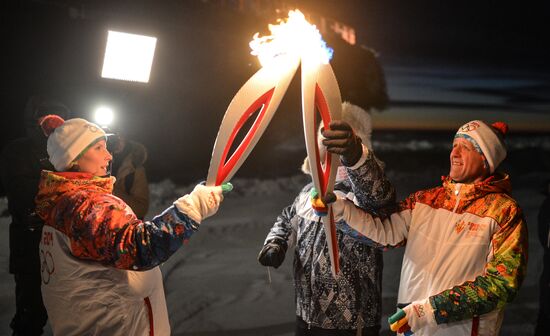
[264,150,395,329]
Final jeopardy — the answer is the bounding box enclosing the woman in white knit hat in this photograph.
[35,115,230,336]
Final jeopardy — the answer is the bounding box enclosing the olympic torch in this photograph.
[206,56,299,186]
[206,10,342,277]
[302,60,342,278]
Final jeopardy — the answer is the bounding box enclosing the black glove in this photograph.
[258,240,287,268]
[321,120,363,166]
[322,191,337,205]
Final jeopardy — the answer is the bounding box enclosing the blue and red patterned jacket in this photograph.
[36,170,197,270]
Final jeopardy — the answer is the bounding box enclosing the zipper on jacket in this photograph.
[427,183,462,292]
[452,183,462,213]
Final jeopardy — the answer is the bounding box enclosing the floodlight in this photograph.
[94,106,114,127]
[101,30,157,83]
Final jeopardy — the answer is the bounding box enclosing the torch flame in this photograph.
[250,10,333,68]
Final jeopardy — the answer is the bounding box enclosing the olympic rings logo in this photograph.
[40,249,55,285]
[85,124,101,133]
[459,121,480,132]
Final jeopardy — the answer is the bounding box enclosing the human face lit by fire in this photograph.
[449,137,487,183]
[76,139,112,177]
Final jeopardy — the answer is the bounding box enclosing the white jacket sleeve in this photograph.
[331,197,412,246]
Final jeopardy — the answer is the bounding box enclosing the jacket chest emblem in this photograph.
[454,220,484,237]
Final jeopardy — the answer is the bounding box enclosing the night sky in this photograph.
[2,0,549,181]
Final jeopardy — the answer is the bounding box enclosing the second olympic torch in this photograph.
[302,58,342,277]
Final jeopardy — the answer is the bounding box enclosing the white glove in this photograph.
[174,184,224,223]
[402,298,436,333]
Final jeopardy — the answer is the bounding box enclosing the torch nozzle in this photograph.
[221,182,233,193]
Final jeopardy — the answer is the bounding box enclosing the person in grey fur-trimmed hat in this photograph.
[258,101,395,335]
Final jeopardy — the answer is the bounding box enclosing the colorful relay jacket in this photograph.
[35,170,200,336]
[336,172,528,336]
[264,150,395,330]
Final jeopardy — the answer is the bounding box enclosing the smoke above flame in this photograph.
[249,10,333,68]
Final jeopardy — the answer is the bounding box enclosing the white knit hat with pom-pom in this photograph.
[455,120,508,174]
[40,115,107,171]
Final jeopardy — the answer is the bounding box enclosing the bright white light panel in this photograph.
[101,31,157,83]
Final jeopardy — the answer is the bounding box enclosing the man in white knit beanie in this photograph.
[330,119,527,336]
[454,120,508,176]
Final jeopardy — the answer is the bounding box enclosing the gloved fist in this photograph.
[258,240,287,268]
[321,120,363,166]
[174,183,232,223]
[389,299,435,335]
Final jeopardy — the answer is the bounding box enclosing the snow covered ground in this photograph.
[0,150,547,335]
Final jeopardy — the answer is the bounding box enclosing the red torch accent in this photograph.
[313,83,332,196]
[313,82,340,276]
[216,88,275,185]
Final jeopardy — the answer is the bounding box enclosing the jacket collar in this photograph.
[442,172,511,201]
[36,170,115,221]
[47,171,115,192]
